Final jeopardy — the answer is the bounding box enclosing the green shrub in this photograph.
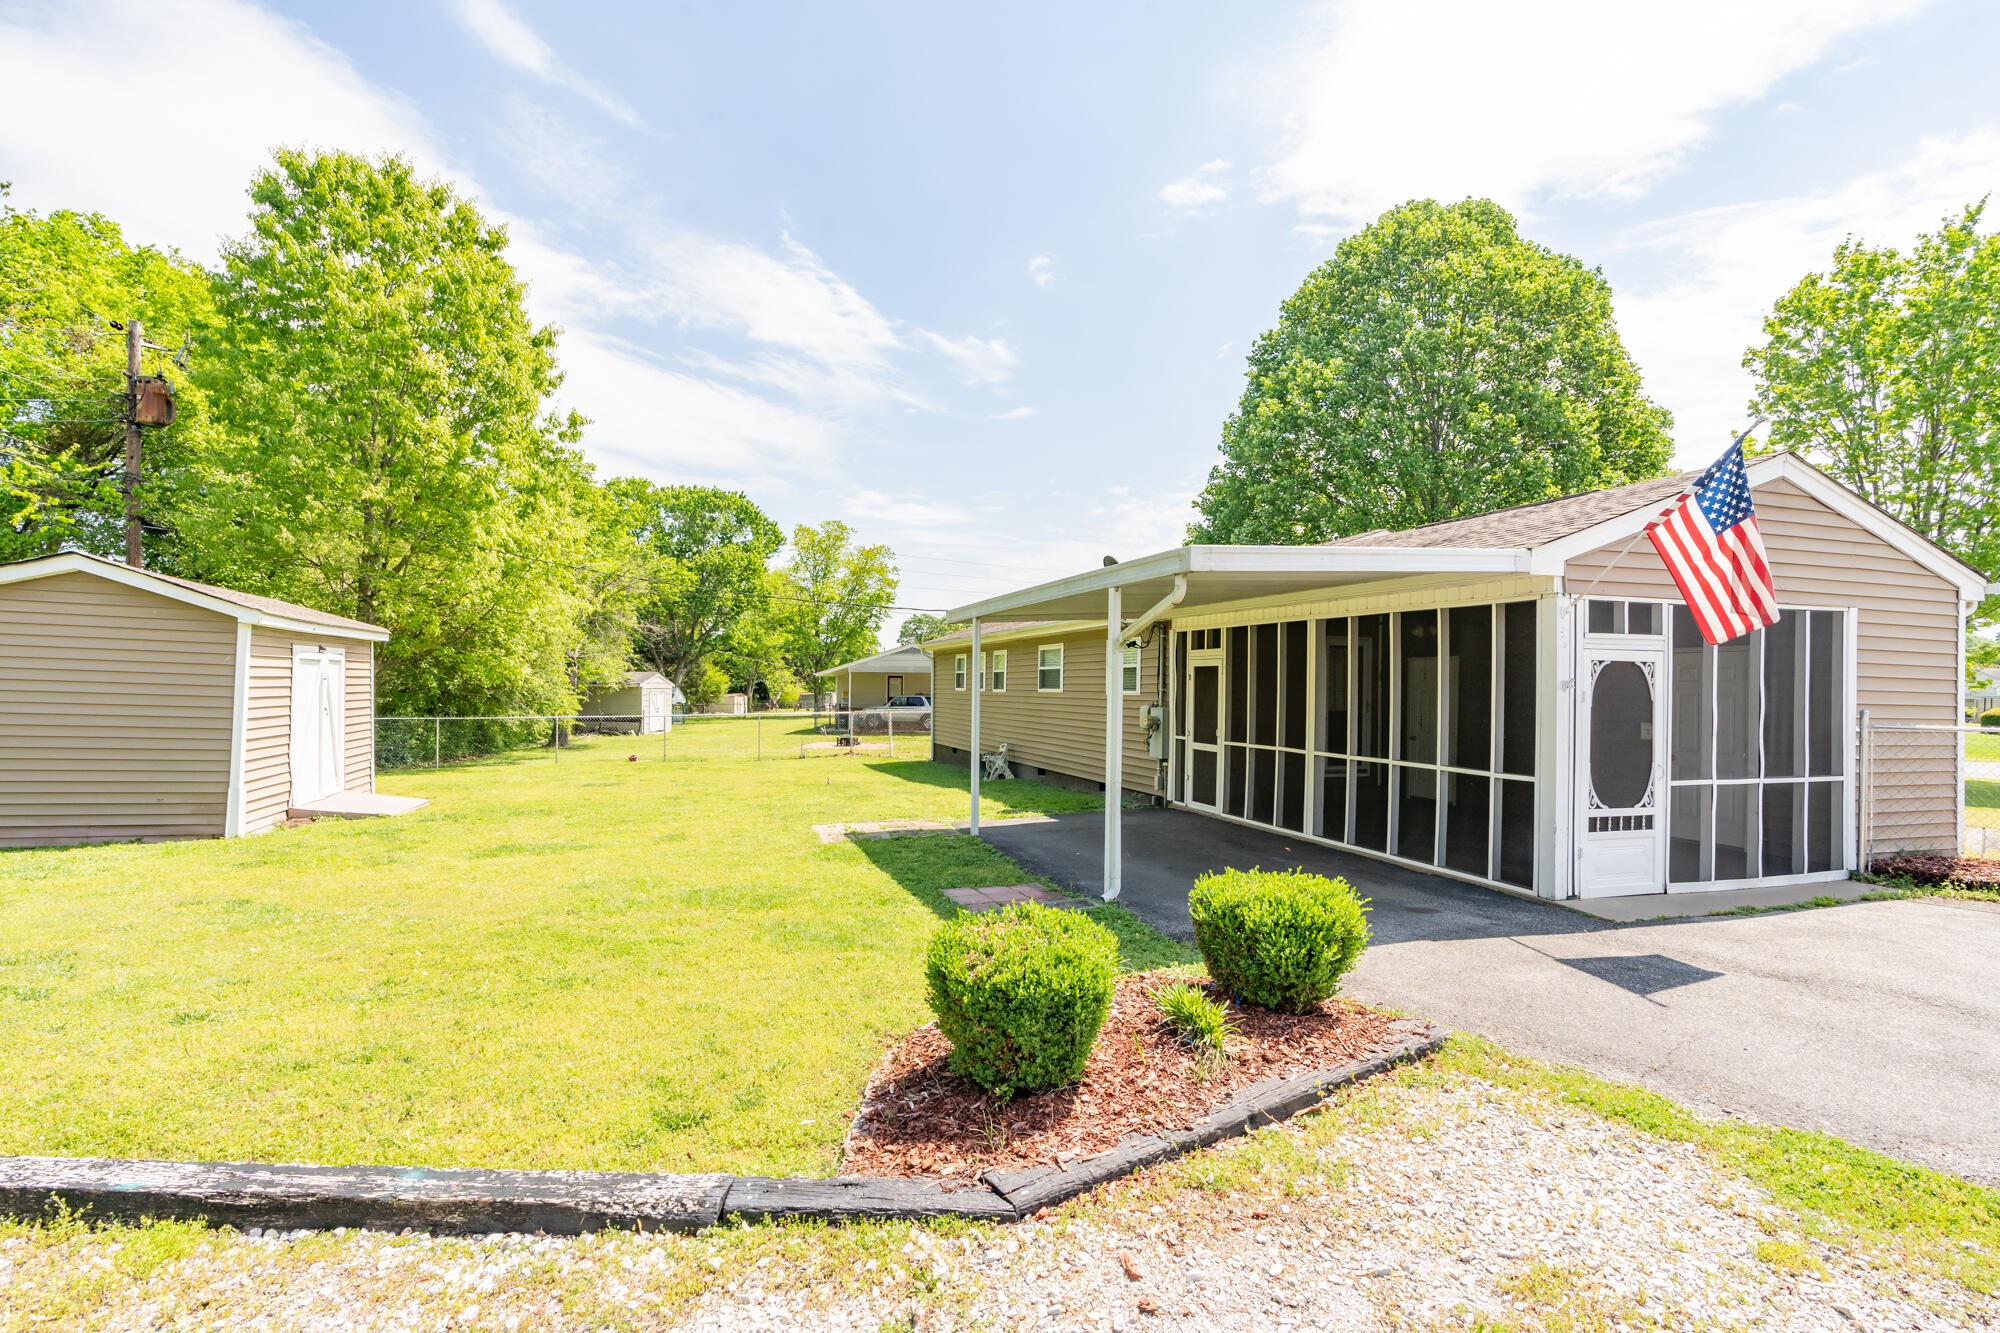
[1154,981,1234,1056]
[1188,867,1370,1013]
[924,902,1118,1098]
[1981,707,2000,728]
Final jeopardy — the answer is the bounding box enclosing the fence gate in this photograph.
[1860,717,1986,864]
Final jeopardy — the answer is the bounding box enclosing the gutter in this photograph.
[1120,573,1187,645]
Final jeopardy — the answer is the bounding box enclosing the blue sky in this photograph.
[3,1,1998,633]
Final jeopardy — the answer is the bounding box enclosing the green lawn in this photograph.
[1965,733,2000,829]
[0,719,1188,1176]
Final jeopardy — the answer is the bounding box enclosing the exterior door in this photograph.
[886,674,903,698]
[1577,648,1666,896]
[643,687,666,734]
[1182,649,1223,812]
[289,645,346,805]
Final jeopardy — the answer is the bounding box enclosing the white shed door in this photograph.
[290,645,346,805]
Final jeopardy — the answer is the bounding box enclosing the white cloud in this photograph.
[1028,254,1055,288]
[1612,129,2000,464]
[1159,159,1232,211]
[988,405,1037,421]
[1251,0,1930,223]
[920,331,1019,386]
[448,0,640,126]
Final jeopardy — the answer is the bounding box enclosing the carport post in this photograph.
[1104,584,1122,901]
[968,618,982,834]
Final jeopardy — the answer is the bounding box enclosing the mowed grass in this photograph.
[0,718,1182,1176]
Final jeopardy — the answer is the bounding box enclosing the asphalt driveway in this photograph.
[983,809,2000,1184]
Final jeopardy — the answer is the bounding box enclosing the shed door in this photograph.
[290,645,346,805]
[1576,649,1665,896]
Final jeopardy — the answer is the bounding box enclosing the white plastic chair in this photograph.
[981,743,1014,780]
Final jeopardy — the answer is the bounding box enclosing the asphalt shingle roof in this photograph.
[1323,470,1699,551]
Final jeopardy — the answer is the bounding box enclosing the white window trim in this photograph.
[953,653,967,691]
[1037,643,1065,693]
[977,651,987,692]
[1121,644,1141,695]
[990,649,1007,692]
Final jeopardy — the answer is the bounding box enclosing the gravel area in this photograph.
[2,1072,1991,1331]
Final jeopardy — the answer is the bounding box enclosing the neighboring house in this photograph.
[928,453,1987,903]
[0,551,419,849]
[1968,666,2000,719]
[579,671,680,734]
[819,645,934,709]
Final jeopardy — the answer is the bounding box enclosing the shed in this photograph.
[579,671,678,733]
[819,644,933,709]
[0,551,419,848]
[929,453,1989,903]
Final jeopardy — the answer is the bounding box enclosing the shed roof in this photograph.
[0,551,391,641]
[819,644,934,676]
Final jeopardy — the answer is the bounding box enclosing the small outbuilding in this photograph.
[0,551,418,849]
[820,645,934,709]
[578,671,678,733]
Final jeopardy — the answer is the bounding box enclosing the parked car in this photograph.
[851,695,932,733]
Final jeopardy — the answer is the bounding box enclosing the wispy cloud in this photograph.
[988,405,1037,421]
[1028,254,1055,288]
[448,0,640,126]
[1159,159,1232,211]
[1248,0,1931,224]
[921,331,1019,386]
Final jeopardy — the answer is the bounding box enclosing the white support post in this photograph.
[1105,585,1123,901]
[969,618,983,834]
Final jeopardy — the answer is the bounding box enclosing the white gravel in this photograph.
[2,1073,1992,1331]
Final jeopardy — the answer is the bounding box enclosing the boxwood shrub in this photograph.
[924,902,1118,1098]
[1981,707,2000,728]
[1188,867,1370,1013]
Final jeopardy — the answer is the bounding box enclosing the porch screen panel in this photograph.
[1280,752,1307,832]
[1322,619,1350,755]
[1354,615,1390,759]
[1352,760,1390,851]
[1497,779,1534,888]
[1320,757,1349,843]
[1399,611,1438,765]
[1499,601,1537,775]
[1446,605,1492,770]
[1252,624,1279,747]
[1282,621,1308,751]
[1443,773,1489,876]
[1396,766,1438,862]
[1666,605,1847,884]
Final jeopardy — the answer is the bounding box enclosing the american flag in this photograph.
[1645,437,1778,646]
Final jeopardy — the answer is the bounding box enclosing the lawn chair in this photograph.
[981,743,1013,780]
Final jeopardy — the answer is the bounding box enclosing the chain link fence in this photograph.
[1860,717,1991,862]
[373,708,933,771]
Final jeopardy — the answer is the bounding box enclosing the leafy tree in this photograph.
[0,191,217,563]
[561,481,653,701]
[1747,202,2000,601]
[180,150,594,715]
[615,479,783,704]
[715,571,798,708]
[896,612,958,645]
[1191,198,1674,543]
[777,520,898,681]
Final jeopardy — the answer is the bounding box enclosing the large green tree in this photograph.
[777,520,898,683]
[181,150,595,714]
[615,480,783,704]
[1191,198,1674,543]
[895,612,957,646]
[1747,202,2000,591]
[0,191,217,563]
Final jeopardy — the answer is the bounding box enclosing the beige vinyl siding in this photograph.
[934,629,1162,794]
[1565,475,1962,853]
[841,669,933,708]
[241,631,376,834]
[0,573,235,847]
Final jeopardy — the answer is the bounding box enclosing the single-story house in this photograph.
[927,453,1988,902]
[820,644,933,709]
[0,551,410,848]
[579,670,680,733]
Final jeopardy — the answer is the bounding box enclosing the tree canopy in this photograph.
[1190,198,1674,543]
[895,612,957,646]
[1747,201,2000,596]
[777,520,899,682]
[179,150,597,714]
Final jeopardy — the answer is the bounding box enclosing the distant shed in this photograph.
[0,551,402,848]
[579,670,678,733]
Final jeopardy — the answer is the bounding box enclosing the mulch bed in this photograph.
[1870,854,2000,886]
[842,971,1397,1180]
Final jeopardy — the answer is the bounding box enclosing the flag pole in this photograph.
[1577,421,1763,600]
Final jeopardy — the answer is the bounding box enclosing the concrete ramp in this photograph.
[288,792,429,821]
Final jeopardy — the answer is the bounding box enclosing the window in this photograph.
[1586,600,1662,636]
[1037,644,1064,692]
[1121,645,1141,694]
[953,654,966,691]
[977,652,987,691]
[990,650,1007,692]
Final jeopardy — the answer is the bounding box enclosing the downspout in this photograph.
[1120,574,1188,645]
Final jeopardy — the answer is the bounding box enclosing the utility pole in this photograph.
[123,318,143,567]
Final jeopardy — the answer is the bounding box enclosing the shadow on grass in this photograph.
[852,832,1196,973]
[857,760,1103,817]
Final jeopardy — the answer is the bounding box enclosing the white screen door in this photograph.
[290,645,346,805]
[1182,648,1223,812]
[1576,648,1666,896]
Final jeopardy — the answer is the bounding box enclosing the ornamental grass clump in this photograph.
[1154,981,1235,1066]
[1188,867,1370,1013]
[924,902,1118,1099]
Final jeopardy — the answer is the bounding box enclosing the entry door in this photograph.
[644,688,666,734]
[1183,649,1223,811]
[290,645,346,805]
[886,674,903,698]
[1577,648,1665,896]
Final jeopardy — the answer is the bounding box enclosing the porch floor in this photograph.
[288,792,430,821]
